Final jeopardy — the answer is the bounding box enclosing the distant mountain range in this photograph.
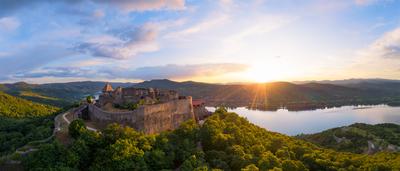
[293,78,400,85]
[134,79,400,110]
[1,79,400,110]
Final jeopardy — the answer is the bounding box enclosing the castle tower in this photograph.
[102,83,113,93]
[115,87,122,94]
[113,87,123,104]
[148,88,156,99]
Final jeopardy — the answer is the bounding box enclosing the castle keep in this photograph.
[99,83,180,108]
[81,83,207,134]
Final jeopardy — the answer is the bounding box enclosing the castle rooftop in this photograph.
[102,83,113,92]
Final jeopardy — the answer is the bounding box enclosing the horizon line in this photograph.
[1,77,399,85]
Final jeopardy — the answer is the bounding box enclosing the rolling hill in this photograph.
[0,91,58,118]
[297,123,400,154]
[0,81,134,107]
[1,79,400,110]
[134,79,400,110]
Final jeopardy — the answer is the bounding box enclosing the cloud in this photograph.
[92,9,105,18]
[14,67,93,78]
[346,27,400,79]
[0,17,20,31]
[311,0,390,13]
[0,44,75,81]
[75,24,159,59]
[354,0,378,6]
[0,52,11,57]
[119,63,249,80]
[0,0,39,16]
[0,0,184,16]
[165,13,229,39]
[0,0,84,16]
[367,27,400,58]
[94,0,185,12]
[16,63,249,80]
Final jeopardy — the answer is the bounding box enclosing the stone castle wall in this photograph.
[142,97,194,134]
[87,97,195,134]
[88,104,145,130]
[193,106,210,121]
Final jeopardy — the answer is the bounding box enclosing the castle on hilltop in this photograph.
[77,83,209,134]
[99,83,180,108]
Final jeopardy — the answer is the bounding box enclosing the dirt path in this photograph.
[1,106,98,168]
[1,109,72,165]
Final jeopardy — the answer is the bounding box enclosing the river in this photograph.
[206,105,400,136]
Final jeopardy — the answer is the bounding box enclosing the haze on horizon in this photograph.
[1,0,400,84]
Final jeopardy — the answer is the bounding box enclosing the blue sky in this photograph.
[0,0,400,83]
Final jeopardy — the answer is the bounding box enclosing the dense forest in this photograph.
[0,116,54,156]
[297,123,400,154]
[0,91,59,156]
[23,108,400,170]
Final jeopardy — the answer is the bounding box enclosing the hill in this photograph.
[22,108,400,170]
[134,79,400,110]
[0,92,60,156]
[0,81,134,107]
[0,91,58,118]
[297,123,400,154]
[295,78,400,85]
[2,79,400,110]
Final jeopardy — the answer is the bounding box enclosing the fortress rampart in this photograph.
[87,97,195,134]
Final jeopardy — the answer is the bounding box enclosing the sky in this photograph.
[0,0,400,83]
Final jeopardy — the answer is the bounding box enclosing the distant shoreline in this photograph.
[207,104,396,112]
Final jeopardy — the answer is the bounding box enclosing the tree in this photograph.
[181,155,207,171]
[145,149,172,170]
[69,119,87,138]
[86,96,94,104]
[281,160,307,171]
[242,164,259,171]
[21,108,400,170]
[258,151,281,170]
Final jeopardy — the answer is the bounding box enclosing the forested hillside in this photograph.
[298,123,400,154]
[0,82,134,107]
[0,91,58,118]
[23,109,400,170]
[0,92,60,156]
[135,79,400,110]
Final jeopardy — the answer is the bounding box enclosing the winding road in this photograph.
[3,106,98,163]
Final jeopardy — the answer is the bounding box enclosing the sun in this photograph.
[243,65,276,83]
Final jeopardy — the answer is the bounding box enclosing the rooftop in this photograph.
[102,83,113,92]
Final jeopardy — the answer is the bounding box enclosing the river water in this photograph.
[206,105,400,136]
